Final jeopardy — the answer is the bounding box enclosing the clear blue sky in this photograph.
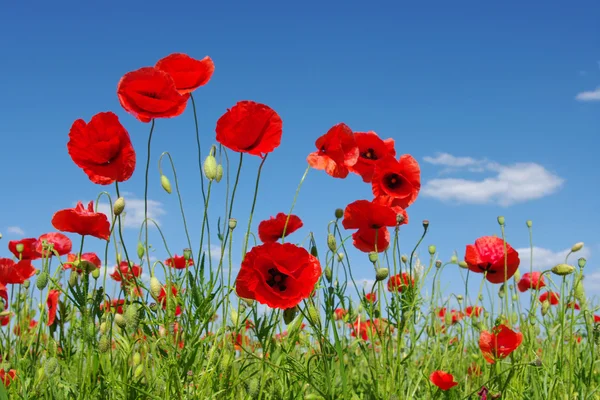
[1,1,598,309]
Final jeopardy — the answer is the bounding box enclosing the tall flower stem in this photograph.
[144,119,156,272]
[281,164,310,242]
[241,155,268,256]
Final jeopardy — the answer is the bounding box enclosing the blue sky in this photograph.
[0,1,598,311]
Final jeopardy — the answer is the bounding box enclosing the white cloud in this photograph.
[575,87,600,102]
[97,196,166,229]
[6,226,25,235]
[422,155,564,206]
[356,278,376,290]
[515,246,591,271]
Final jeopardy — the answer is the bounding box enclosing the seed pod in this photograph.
[497,216,505,225]
[137,242,145,259]
[15,243,24,253]
[428,245,436,255]
[36,272,49,291]
[526,220,532,228]
[114,197,125,216]
[552,264,575,276]
[324,267,332,283]
[375,268,389,281]
[368,252,378,263]
[228,218,237,230]
[114,313,126,329]
[215,165,224,183]
[334,208,344,219]
[150,277,162,300]
[327,234,337,252]
[44,357,59,377]
[578,258,587,269]
[203,154,218,180]
[160,175,172,194]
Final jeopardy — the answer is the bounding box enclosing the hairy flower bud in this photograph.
[114,197,125,216]
[327,234,337,252]
[203,154,218,181]
[401,255,408,264]
[36,272,49,291]
[136,242,145,259]
[375,268,389,281]
[160,175,172,194]
[324,267,332,283]
[44,357,59,377]
[134,364,144,378]
[571,242,584,253]
[150,277,162,300]
[68,271,78,287]
[215,164,224,183]
[114,313,126,329]
[307,305,320,327]
[541,300,550,316]
[450,254,458,264]
[133,352,141,366]
[552,264,575,276]
[228,218,237,230]
[458,261,468,269]
[98,335,110,353]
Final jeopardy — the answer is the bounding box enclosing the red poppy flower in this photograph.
[258,213,303,243]
[47,289,60,326]
[464,236,520,284]
[110,261,142,283]
[8,238,40,260]
[117,67,189,123]
[387,272,414,293]
[155,53,215,94]
[0,369,16,387]
[67,112,136,185]
[334,308,347,320]
[158,285,182,316]
[567,302,580,310]
[352,227,390,253]
[36,233,72,258]
[348,131,396,182]
[342,200,397,230]
[0,258,36,286]
[0,286,7,306]
[372,196,409,225]
[1,313,10,326]
[365,292,377,303]
[215,101,283,157]
[429,370,458,391]
[438,308,464,324]
[539,291,559,306]
[165,254,194,269]
[517,272,546,292]
[100,299,125,314]
[371,155,421,209]
[465,306,483,318]
[65,252,101,273]
[350,318,373,341]
[479,324,523,364]
[307,123,359,179]
[52,201,110,240]
[235,242,321,309]
[595,315,600,323]
[467,363,482,377]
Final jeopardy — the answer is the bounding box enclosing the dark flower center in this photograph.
[320,145,327,153]
[361,148,377,160]
[384,173,403,189]
[478,262,495,274]
[141,91,160,99]
[266,268,288,292]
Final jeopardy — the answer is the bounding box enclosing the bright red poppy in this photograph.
[387,272,414,292]
[479,324,523,364]
[165,255,194,269]
[465,305,483,318]
[1,313,10,327]
[67,112,136,185]
[110,261,142,283]
[429,370,458,391]
[0,258,36,286]
[350,317,374,341]
[371,155,421,209]
[47,289,60,326]
[595,315,600,323]
[372,195,409,225]
[158,285,182,316]
[464,236,520,284]
[334,308,347,320]
[342,200,397,230]
[155,53,215,94]
[517,272,546,292]
[348,131,396,182]
[8,238,41,260]
[539,291,560,306]
[352,227,390,253]
[235,242,321,309]
[65,252,101,273]
[100,299,125,314]
[0,369,16,387]
[52,201,110,240]
[258,213,303,243]
[365,292,377,303]
[567,302,580,310]
[36,233,72,258]
[438,308,464,324]
[117,67,189,123]
[215,101,283,157]
[0,286,7,305]
[307,123,359,179]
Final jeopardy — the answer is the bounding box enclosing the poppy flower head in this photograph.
[479,324,523,364]
[52,201,111,240]
[216,101,283,157]
[165,254,194,269]
[68,112,136,185]
[0,258,37,286]
[371,155,421,208]
[307,123,359,179]
[365,292,377,303]
[352,227,390,253]
[158,285,182,316]
[235,242,321,309]
[539,291,560,306]
[1,313,11,327]
[429,370,458,391]
[387,272,414,293]
[465,305,483,318]
[348,131,396,182]
[117,67,190,123]
[47,289,61,326]
[350,318,373,341]
[258,213,303,243]
[464,236,520,284]
[0,369,16,387]
[342,200,397,231]
[65,252,101,273]
[35,233,72,258]
[438,308,464,324]
[8,238,40,260]
[110,261,142,283]
[100,299,125,314]
[155,53,215,94]
[334,308,347,320]
[517,272,546,292]
[372,195,409,226]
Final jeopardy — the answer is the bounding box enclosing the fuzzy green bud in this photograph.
[578,258,587,269]
[160,175,172,194]
[124,304,141,333]
[134,364,144,379]
[136,242,145,259]
[571,242,584,253]
[574,277,586,304]
[512,294,518,302]
[23,280,30,289]
[215,164,223,183]
[36,272,49,291]
[458,261,468,269]
[16,243,24,254]
[444,311,453,326]
[541,300,550,316]
[114,313,126,329]
[203,154,218,181]
[150,277,162,300]
[44,357,59,377]
[526,220,532,228]
[375,268,389,281]
[324,267,332,283]
[307,305,321,327]
[337,252,344,262]
[513,268,521,283]
[68,271,78,287]
[498,284,506,299]
[456,295,463,302]
[99,322,107,334]
[450,254,458,264]
[247,378,260,397]
[228,218,237,230]
[114,197,125,216]
[91,268,100,280]
[183,248,192,261]
[551,264,575,276]
[368,252,378,263]
[334,208,344,219]
[132,352,141,366]
[497,216,505,226]
[327,234,337,252]
[428,245,436,255]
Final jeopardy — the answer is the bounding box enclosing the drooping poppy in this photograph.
[235,242,321,309]
[517,272,546,292]
[52,201,110,240]
[36,233,72,258]
[352,227,390,253]
[117,67,189,123]
[64,252,101,273]
[8,238,40,260]
[429,370,458,391]
[465,305,483,318]
[257,213,303,243]
[464,236,520,284]
[158,285,182,316]
[539,291,560,306]
[371,155,421,209]
[110,261,142,283]
[165,255,194,269]
[387,272,414,293]
[0,369,16,387]
[215,101,283,157]
[307,123,359,179]
[47,289,61,326]
[348,131,396,182]
[67,112,136,185]
[342,200,397,231]
[155,53,215,94]
[0,258,37,286]
[479,324,523,364]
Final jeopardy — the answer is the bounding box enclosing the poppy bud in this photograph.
[220,352,233,371]
[44,357,59,377]
[183,248,192,261]
[497,216,505,226]
[15,243,24,254]
[324,267,332,283]
[133,352,141,366]
[230,308,239,326]
[428,245,436,255]
[160,175,172,194]
[526,220,532,228]
[150,277,162,300]
[435,260,442,269]
[283,306,299,324]
[137,242,145,259]
[98,335,110,353]
[578,258,586,269]
[114,313,126,329]
[91,268,100,280]
[134,364,144,378]
[307,306,320,327]
[99,321,107,334]
[401,255,408,264]
[541,300,550,316]
[444,312,453,326]
[229,218,237,230]
[203,154,218,181]
[552,263,575,276]
[125,304,141,333]
[456,295,463,302]
[450,255,458,264]
[571,242,584,253]
[512,268,521,283]
[68,271,78,287]
[36,272,49,291]
[458,261,468,269]
[368,252,378,263]
[498,284,506,299]
[479,294,484,302]
[334,208,344,219]
[215,164,224,183]
[574,278,585,304]
[114,197,125,216]
[422,220,429,229]
[48,338,57,356]
[327,234,337,252]
[310,246,318,258]
[247,378,260,397]
[375,268,389,281]
[337,253,344,262]
[23,280,30,289]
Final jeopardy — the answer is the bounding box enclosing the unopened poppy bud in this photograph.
[124,304,141,332]
[203,154,218,181]
[337,252,344,262]
[571,242,584,253]
[132,352,141,366]
[368,252,378,263]
[36,272,49,291]
[479,294,484,302]
[327,234,337,252]
[68,271,78,287]
[137,242,145,259]
[497,216,505,226]
[578,257,586,269]
[16,243,24,254]
[450,255,458,264]
[44,357,59,377]
[334,208,344,219]
[375,268,389,281]
[99,322,107,334]
[458,261,468,269]
[91,268,100,279]
[574,278,585,303]
[23,280,30,289]
[230,308,239,326]
[435,260,442,268]
[310,246,318,258]
[283,306,299,324]
[456,295,463,302]
[183,248,192,261]
[114,313,126,329]
[215,164,223,183]
[114,197,125,216]
[422,220,429,229]
[401,255,408,264]
[134,364,144,378]
[541,300,550,316]
[98,335,110,353]
[428,245,436,255]
[526,220,532,228]
[308,306,320,327]
[513,269,521,283]
[160,175,172,194]
[498,284,506,298]
[324,267,332,283]
[552,263,575,276]
[150,277,162,300]
[228,218,237,230]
